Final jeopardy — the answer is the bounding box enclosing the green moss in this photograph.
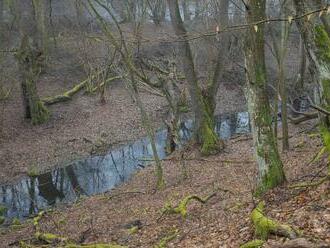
[154,230,179,248]
[0,205,6,216]
[0,216,4,225]
[27,165,40,177]
[163,194,216,218]
[240,240,264,248]
[315,25,330,65]
[128,226,139,235]
[200,121,220,156]
[256,152,285,196]
[199,97,222,156]
[65,244,127,248]
[35,231,67,243]
[12,217,21,226]
[251,202,295,240]
[30,100,50,125]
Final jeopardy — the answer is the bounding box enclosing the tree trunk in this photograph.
[293,0,330,128]
[245,0,286,194]
[182,0,190,22]
[311,0,330,36]
[16,0,49,124]
[17,35,50,124]
[168,0,223,155]
[296,36,307,90]
[32,0,49,56]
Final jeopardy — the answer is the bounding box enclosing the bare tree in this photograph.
[15,0,50,124]
[167,0,224,155]
[245,0,286,194]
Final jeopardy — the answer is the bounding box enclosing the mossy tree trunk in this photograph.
[167,0,224,156]
[245,0,286,194]
[17,35,49,124]
[311,0,330,37]
[294,0,330,128]
[16,0,49,125]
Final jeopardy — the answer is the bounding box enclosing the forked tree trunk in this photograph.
[168,0,223,155]
[245,0,286,194]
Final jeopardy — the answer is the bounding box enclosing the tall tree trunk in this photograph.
[296,36,307,90]
[147,0,166,25]
[207,0,230,114]
[167,0,223,155]
[294,0,330,128]
[182,0,190,21]
[245,0,286,194]
[16,0,49,124]
[32,0,49,56]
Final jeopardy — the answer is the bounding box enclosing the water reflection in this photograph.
[0,112,250,220]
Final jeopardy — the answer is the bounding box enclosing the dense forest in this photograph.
[0,0,329,247]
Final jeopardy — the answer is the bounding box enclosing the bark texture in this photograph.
[245,0,286,194]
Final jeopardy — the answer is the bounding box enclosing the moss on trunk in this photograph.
[16,35,49,125]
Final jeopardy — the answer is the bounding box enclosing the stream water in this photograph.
[0,112,250,222]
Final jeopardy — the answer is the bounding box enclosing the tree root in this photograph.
[163,193,216,218]
[240,239,265,248]
[251,201,298,240]
[154,229,179,248]
[22,210,126,248]
[289,175,329,188]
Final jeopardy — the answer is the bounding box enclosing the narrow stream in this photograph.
[0,112,250,221]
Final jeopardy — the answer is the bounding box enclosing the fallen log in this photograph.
[42,74,121,105]
[288,113,318,124]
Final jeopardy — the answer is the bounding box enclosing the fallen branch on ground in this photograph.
[288,113,318,124]
[42,74,120,105]
[251,201,297,240]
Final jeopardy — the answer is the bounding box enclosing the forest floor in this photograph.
[0,120,329,247]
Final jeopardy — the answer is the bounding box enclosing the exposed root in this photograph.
[240,239,265,248]
[21,211,126,248]
[163,193,216,218]
[251,201,297,240]
[154,229,179,248]
[289,175,329,188]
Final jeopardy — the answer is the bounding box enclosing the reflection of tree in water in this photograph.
[65,166,85,196]
[110,151,125,183]
[37,172,64,205]
[28,177,37,215]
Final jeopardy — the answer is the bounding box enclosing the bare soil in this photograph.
[0,121,328,247]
